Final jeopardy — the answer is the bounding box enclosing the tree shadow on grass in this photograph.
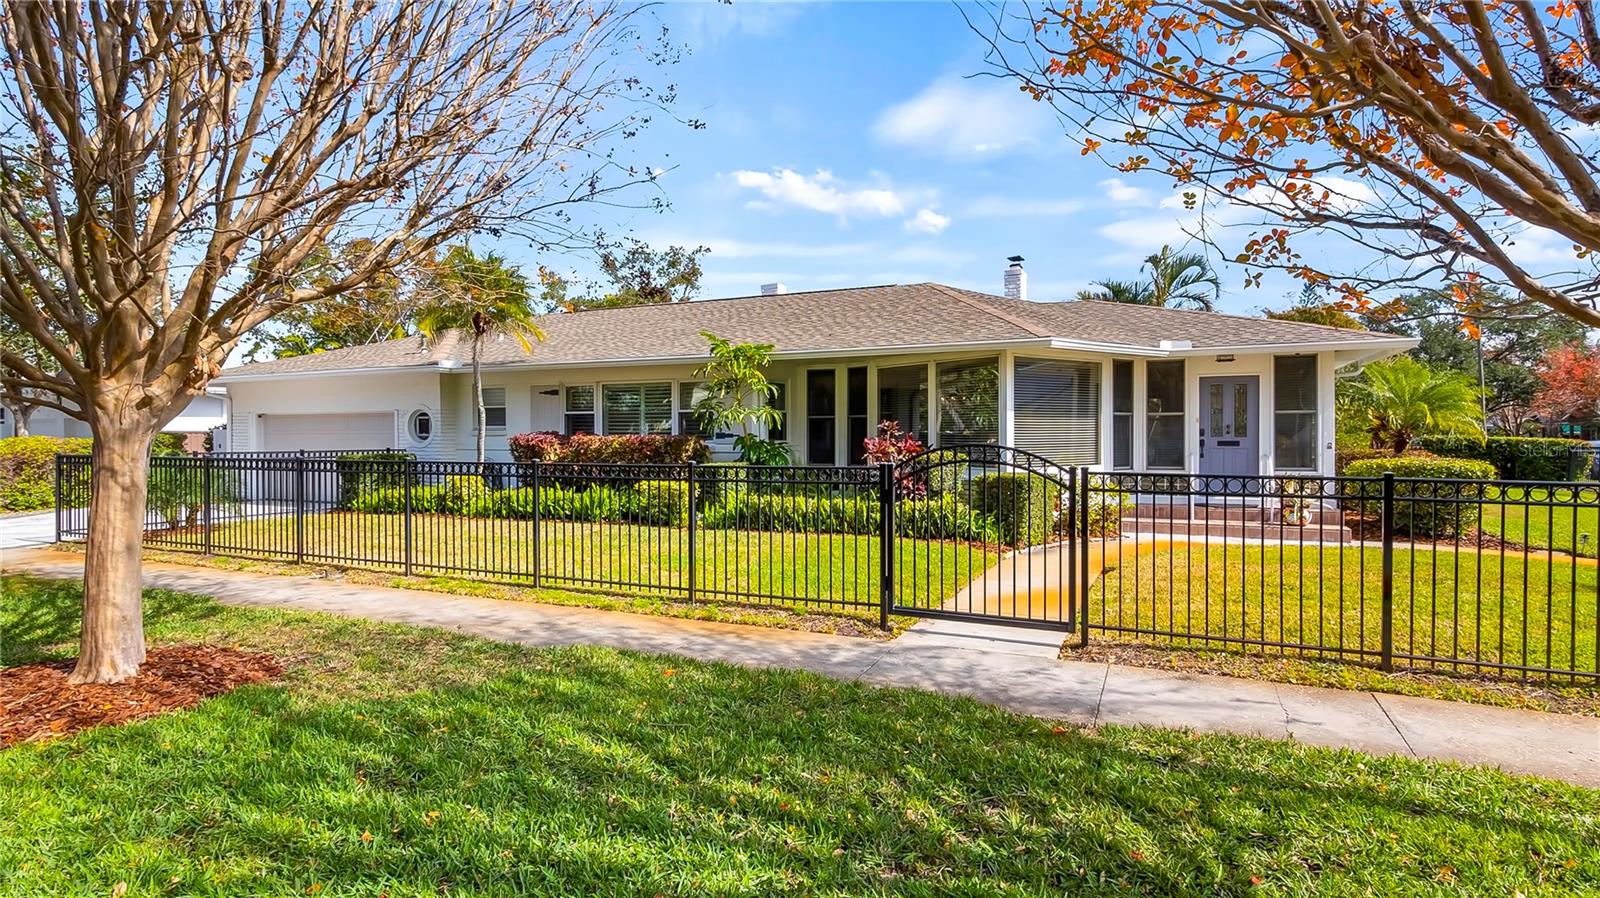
[1,574,223,667]
[3,646,1595,897]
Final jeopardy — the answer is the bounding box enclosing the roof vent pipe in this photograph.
[761,282,787,296]
[1003,256,1027,301]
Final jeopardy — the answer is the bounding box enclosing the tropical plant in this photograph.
[416,247,544,466]
[693,332,786,464]
[1342,357,1485,455]
[1076,245,1219,311]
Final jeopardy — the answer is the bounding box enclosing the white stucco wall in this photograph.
[220,371,441,454]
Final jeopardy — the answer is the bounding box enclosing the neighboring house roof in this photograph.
[217,282,1412,380]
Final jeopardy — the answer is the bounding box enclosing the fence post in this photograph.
[402,458,414,577]
[294,450,306,565]
[878,461,895,631]
[1079,466,1091,649]
[1379,471,1395,672]
[202,454,213,555]
[685,461,698,602]
[53,453,63,544]
[529,458,541,589]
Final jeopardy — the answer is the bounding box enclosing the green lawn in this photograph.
[4,574,1598,896]
[166,513,993,618]
[1480,486,1600,555]
[1092,544,1599,678]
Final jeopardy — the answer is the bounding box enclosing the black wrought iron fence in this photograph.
[1087,472,1599,683]
[54,451,1599,683]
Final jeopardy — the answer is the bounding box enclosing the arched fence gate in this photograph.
[886,445,1087,631]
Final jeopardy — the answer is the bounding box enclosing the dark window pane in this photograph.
[1146,360,1184,414]
[1147,416,1184,469]
[807,369,835,416]
[936,359,999,446]
[878,365,929,444]
[1113,415,1132,469]
[1275,412,1317,470]
[565,413,595,435]
[484,406,507,429]
[806,370,836,464]
[1113,359,1133,413]
[769,382,787,441]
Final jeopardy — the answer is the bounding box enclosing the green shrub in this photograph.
[972,472,1054,546]
[567,485,630,521]
[0,435,93,511]
[1085,477,1130,538]
[336,451,414,508]
[634,479,690,526]
[349,487,406,514]
[894,495,997,542]
[145,461,245,529]
[1335,446,1437,474]
[701,492,880,534]
[411,475,484,515]
[1414,435,1590,481]
[151,433,189,456]
[1342,456,1499,538]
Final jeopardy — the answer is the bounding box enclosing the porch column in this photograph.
[998,351,1015,446]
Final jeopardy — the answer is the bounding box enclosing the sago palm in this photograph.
[416,246,543,465]
[1342,357,1484,454]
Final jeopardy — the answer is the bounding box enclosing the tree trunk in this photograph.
[473,336,486,467]
[70,423,154,683]
[14,404,32,437]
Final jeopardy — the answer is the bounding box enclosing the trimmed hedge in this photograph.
[508,432,710,465]
[700,492,880,534]
[0,435,93,511]
[972,472,1054,546]
[1414,435,1590,481]
[1335,446,1437,474]
[1343,456,1499,538]
[895,494,999,542]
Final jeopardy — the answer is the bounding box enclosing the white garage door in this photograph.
[260,413,395,452]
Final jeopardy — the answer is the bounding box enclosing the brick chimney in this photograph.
[1003,256,1027,301]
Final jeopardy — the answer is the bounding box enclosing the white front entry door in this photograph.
[530,386,564,433]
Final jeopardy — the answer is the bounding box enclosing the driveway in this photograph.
[0,511,57,553]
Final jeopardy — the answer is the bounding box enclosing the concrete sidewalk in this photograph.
[6,548,1597,787]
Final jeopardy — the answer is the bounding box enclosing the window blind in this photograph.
[1013,357,1100,465]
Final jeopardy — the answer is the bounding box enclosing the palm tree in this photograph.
[1076,244,1219,311]
[1342,357,1485,454]
[416,246,543,466]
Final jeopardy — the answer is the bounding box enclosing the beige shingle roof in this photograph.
[219,283,1403,379]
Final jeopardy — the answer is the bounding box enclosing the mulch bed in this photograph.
[1,646,283,747]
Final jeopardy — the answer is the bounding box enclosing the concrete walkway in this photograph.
[5,547,1597,787]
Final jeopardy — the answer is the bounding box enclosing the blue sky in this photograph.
[529,0,1311,315]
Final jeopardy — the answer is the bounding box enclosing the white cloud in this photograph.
[873,76,1057,158]
[701,237,872,260]
[1503,225,1581,267]
[1097,177,1380,256]
[1100,178,1153,206]
[964,195,1085,218]
[731,168,908,220]
[904,208,950,235]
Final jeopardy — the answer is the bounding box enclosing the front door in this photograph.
[1198,376,1259,478]
[530,386,564,433]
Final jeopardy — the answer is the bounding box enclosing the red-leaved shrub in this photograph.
[508,431,710,465]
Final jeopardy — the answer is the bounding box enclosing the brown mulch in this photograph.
[1,645,283,747]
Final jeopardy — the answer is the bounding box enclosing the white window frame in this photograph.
[480,386,508,432]
[563,384,596,435]
[600,382,674,436]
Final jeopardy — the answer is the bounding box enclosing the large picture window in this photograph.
[601,383,672,435]
[937,358,1000,447]
[1013,357,1099,465]
[1145,360,1185,469]
[1112,360,1133,469]
[878,364,929,444]
[1274,355,1319,471]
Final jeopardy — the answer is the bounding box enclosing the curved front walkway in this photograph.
[5,547,1597,787]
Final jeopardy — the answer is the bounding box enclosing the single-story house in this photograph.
[212,266,1416,476]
